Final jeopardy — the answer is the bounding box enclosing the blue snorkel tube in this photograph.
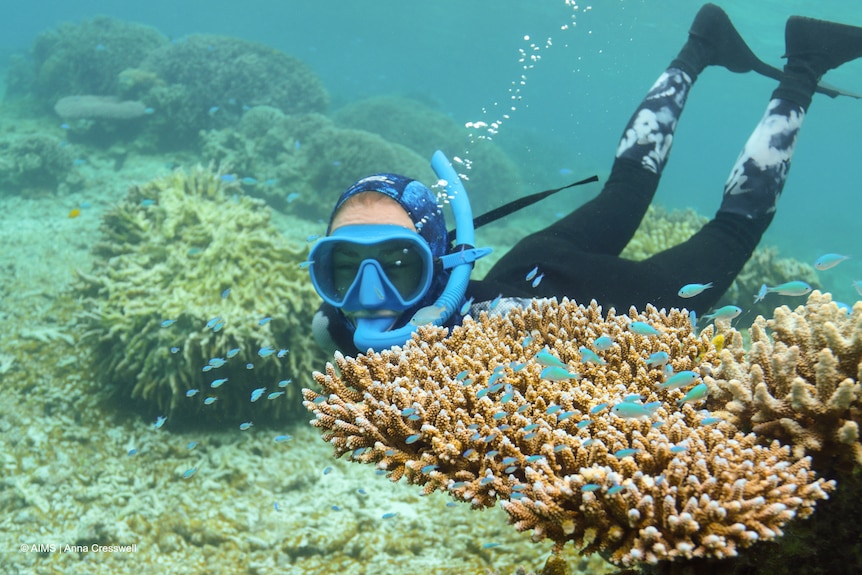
[352,150,491,351]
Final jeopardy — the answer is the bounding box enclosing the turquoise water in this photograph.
[1,2,861,573]
[6,0,858,296]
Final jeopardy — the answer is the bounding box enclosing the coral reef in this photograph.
[0,132,81,196]
[620,206,708,262]
[706,291,862,473]
[304,298,833,568]
[74,166,327,424]
[5,16,168,106]
[331,96,525,214]
[201,107,436,218]
[54,95,149,120]
[136,34,329,148]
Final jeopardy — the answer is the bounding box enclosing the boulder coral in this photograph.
[74,166,327,425]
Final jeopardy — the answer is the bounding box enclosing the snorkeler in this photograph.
[306,3,862,354]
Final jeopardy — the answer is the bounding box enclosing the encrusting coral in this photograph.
[304,298,834,568]
[705,291,862,472]
[75,166,326,424]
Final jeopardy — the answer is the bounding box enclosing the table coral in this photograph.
[304,298,833,568]
[706,291,862,472]
[75,166,326,424]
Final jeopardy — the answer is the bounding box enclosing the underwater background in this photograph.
[1,1,860,574]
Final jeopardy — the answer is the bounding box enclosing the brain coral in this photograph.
[305,298,833,568]
[74,166,326,425]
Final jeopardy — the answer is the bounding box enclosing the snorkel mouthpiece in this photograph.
[351,150,490,351]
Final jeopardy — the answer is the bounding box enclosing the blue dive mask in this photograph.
[308,224,434,313]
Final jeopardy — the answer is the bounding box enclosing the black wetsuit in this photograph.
[315,65,806,355]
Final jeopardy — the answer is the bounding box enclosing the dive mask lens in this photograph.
[308,225,434,310]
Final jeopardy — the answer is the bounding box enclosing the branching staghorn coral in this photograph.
[706,291,862,472]
[304,298,833,568]
[75,166,326,424]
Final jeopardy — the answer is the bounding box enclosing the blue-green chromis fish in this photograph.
[765,281,812,297]
[658,370,699,390]
[645,351,669,368]
[535,348,567,369]
[677,383,709,406]
[540,366,580,381]
[578,346,606,365]
[629,321,661,336]
[611,401,660,419]
[814,253,850,271]
[677,282,713,298]
[702,305,742,322]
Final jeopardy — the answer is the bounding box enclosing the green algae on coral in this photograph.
[74,166,326,425]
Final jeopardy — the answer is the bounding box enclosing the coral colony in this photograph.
[305,294,862,568]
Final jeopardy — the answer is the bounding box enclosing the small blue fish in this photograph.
[406,434,421,444]
[221,288,231,299]
[246,362,254,370]
[226,348,240,359]
[853,280,862,297]
[613,448,640,458]
[185,389,199,397]
[154,416,167,429]
[277,349,289,358]
[754,283,768,303]
[677,382,709,406]
[239,422,253,431]
[645,351,670,368]
[205,316,223,329]
[258,346,275,357]
[381,512,398,519]
[207,357,227,368]
[556,411,576,421]
[765,281,812,297]
[678,282,713,298]
[210,378,228,388]
[700,416,723,426]
[409,304,447,326]
[525,266,539,281]
[182,467,198,479]
[459,296,474,316]
[535,349,567,368]
[203,397,218,405]
[607,484,625,495]
[658,370,699,391]
[590,403,608,414]
[421,464,438,473]
[540,366,579,381]
[489,293,502,310]
[702,305,742,322]
[160,319,176,328]
[482,542,501,549]
[258,317,273,326]
[287,192,300,203]
[127,448,138,456]
[250,388,266,402]
[578,346,606,365]
[670,445,688,453]
[305,234,320,242]
[278,379,292,387]
[267,392,285,400]
[170,347,180,354]
[814,253,850,271]
[629,321,661,336]
[273,502,281,512]
[274,434,293,442]
[593,335,614,351]
[581,483,601,492]
[299,260,314,269]
[209,106,220,116]
[531,273,545,288]
[622,394,642,403]
[611,401,660,419]
[187,441,198,450]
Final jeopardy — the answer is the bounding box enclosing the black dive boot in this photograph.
[671,3,767,78]
[774,16,862,109]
